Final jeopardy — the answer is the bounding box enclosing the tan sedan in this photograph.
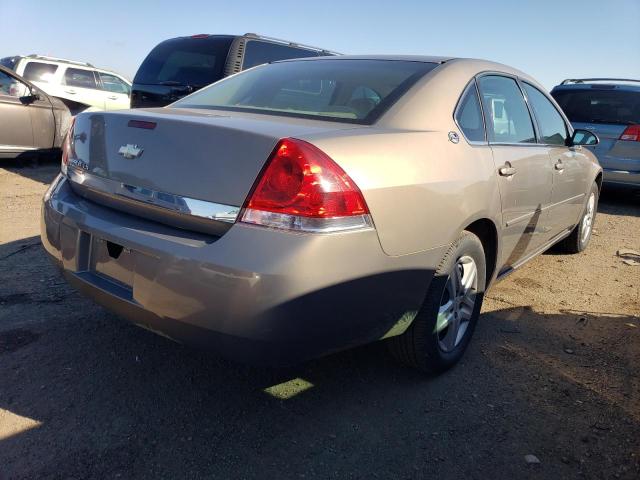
[41,56,601,372]
[0,65,72,160]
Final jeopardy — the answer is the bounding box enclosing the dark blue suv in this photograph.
[551,78,640,188]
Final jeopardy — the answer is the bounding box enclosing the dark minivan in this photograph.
[131,33,338,108]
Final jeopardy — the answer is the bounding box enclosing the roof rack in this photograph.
[26,54,94,68]
[242,33,341,56]
[561,78,640,85]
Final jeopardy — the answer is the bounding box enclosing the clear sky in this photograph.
[2,0,639,90]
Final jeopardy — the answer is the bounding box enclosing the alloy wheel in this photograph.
[436,255,478,352]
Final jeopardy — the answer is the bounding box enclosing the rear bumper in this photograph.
[603,168,640,186]
[41,175,445,365]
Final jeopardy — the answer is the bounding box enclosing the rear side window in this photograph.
[478,75,535,144]
[523,83,567,145]
[551,89,640,125]
[64,68,98,89]
[173,59,438,124]
[23,62,58,83]
[455,81,485,142]
[134,36,234,87]
[242,41,319,69]
[98,73,130,94]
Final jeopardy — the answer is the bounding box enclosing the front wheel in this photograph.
[388,231,486,374]
[556,181,599,254]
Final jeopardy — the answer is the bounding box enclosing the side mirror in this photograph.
[570,129,599,146]
[19,87,40,104]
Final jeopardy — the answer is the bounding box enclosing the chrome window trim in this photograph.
[453,78,488,145]
[488,142,544,147]
[66,167,240,223]
[475,71,540,146]
[520,80,571,147]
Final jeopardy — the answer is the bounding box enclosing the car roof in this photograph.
[276,54,455,64]
[273,55,542,85]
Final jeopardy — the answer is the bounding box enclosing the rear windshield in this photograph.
[133,36,234,87]
[0,56,18,70]
[173,59,438,124]
[552,88,640,125]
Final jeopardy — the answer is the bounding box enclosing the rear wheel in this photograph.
[555,182,599,254]
[388,231,486,374]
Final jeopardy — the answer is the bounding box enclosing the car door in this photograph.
[97,72,131,110]
[0,69,35,153]
[61,67,104,110]
[522,83,589,235]
[477,74,554,268]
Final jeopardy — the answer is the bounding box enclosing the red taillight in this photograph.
[61,117,76,173]
[619,125,640,142]
[240,138,371,233]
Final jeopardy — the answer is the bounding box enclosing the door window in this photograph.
[478,75,535,144]
[0,70,30,97]
[99,73,130,95]
[523,83,567,145]
[64,68,98,89]
[242,41,318,69]
[23,62,58,83]
[455,81,485,142]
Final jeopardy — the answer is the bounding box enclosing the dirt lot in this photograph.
[1,160,639,480]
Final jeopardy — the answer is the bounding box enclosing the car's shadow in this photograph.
[1,156,60,186]
[598,184,640,217]
[0,237,638,479]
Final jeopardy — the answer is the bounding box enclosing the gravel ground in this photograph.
[1,160,639,480]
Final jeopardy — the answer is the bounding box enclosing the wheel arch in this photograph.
[463,218,499,288]
[594,171,603,192]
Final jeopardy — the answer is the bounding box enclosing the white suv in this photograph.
[1,55,131,114]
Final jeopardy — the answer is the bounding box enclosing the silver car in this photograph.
[551,78,640,187]
[41,56,602,373]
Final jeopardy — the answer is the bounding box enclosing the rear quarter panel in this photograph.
[309,129,502,257]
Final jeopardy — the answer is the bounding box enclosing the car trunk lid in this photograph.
[573,121,640,171]
[67,108,363,235]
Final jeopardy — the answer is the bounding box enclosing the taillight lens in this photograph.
[240,138,372,233]
[61,117,76,175]
[619,125,640,142]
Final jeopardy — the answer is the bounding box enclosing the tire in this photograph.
[388,231,486,374]
[555,182,599,254]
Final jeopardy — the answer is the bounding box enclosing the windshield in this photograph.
[552,88,640,125]
[133,36,234,87]
[173,59,438,124]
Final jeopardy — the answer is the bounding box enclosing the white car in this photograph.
[1,55,131,114]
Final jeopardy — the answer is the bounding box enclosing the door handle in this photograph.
[499,164,517,177]
[555,160,565,171]
[64,89,76,94]
[107,96,118,100]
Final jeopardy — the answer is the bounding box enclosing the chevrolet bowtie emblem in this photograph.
[118,144,143,159]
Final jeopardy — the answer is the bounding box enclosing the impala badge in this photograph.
[118,144,143,159]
